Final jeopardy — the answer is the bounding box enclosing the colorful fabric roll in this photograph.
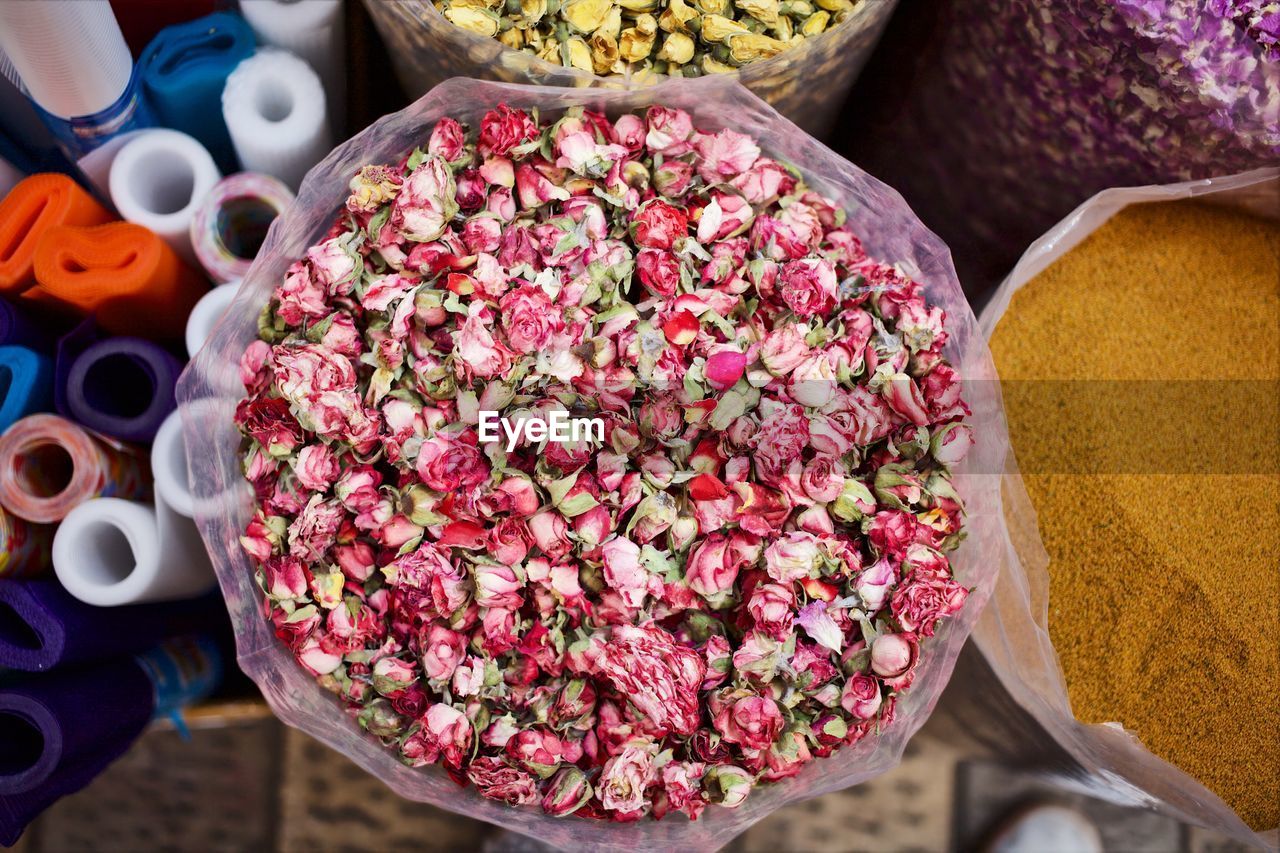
[0,414,149,524]
[58,337,181,444]
[31,222,207,340]
[0,580,224,671]
[0,509,52,579]
[0,298,52,352]
[0,174,112,296]
[190,172,293,282]
[0,347,53,433]
[0,635,222,846]
[138,12,256,174]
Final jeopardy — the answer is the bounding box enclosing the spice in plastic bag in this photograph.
[989,200,1280,831]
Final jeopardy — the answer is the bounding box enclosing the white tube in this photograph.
[238,0,344,131]
[222,50,331,191]
[186,282,240,359]
[150,411,195,519]
[0,0,131,120]
[108,130,222,268]
[51,492,215,607]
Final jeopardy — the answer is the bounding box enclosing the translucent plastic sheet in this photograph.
[360,0,899,137]
[974,169,1280,850]
[177,77,1008,850]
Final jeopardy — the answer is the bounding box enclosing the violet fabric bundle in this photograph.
[0,580,224,671]
[0,298,51,352]
[0,636,222,846]
[57,336,182,444]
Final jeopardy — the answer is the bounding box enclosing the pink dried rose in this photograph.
[236,102,975,823]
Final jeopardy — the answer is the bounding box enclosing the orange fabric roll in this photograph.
[32,223,207,340]
[0,174,113,295]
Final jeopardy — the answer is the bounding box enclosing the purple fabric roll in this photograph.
[0,580,225,671]
[52,317,99,420]
[58,336,184,444]
[0,299,52,353]
[0,657,153,844]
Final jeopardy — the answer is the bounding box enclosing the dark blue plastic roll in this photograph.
[138,12,255,174]
[0,347,53,433]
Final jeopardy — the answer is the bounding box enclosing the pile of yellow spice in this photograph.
[990,200,1280,831]
[433,0,861,76]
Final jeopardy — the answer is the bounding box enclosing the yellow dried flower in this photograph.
[560,34,595,69]
[618,25,656,60]
[696,0,730,16]
[520,0,548,23]
[700,13,747,41]
[799,9,828,34]
[813,0,853,12]
[727,31,786,62]
[658,0,699,31]
[772,15,793,40]
[499,27,524,47]
[597,4,622,38]
[537,36,561,62]
[444,6,500,36]
[634,12,658,33]
[736,0,779,25]
[561,0,612,33]
[701,53,737,73]
[656,30,695,63]
[590,32,620,72]
[616,0,658,10]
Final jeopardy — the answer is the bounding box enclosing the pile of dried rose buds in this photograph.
[235,102,974,821]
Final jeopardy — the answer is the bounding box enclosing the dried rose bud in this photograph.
[542,766,593,816]
[702,764,753,808]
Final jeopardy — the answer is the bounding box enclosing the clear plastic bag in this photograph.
[360,0,899,137]
[176,76,1010,850]
[971,168,1280,850]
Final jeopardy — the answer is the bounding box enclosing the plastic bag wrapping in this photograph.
[842,0,1280,296]
[360,0,898,137]
[963,169,1280,850]
[176,76,1009,850]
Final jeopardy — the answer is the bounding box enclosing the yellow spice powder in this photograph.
[989,200,1280,830]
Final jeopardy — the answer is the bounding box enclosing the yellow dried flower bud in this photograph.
[561,0,612,33]
[590,32,620,72]
[634,12,657,33]
[799,9,828,34]
[780,0,812,15]
[452,0,497,10]
[616,0,657,10]
[701,53,736,73]
[618,25,656,61]
[520,0,548,22]
[499,27,525,47]
[561,35,595,69]
[813,0,852,12]
[736,0,779,25]
[631,66,666,84]
[658,0,699,31]
[696,0,730,16]
[599,4,623,37]
[444,6,500,36]
[727,31,786,62]
[538,36,561,62]
[699,13,747,41]
[772,15,793,39]
[656,30,695,63]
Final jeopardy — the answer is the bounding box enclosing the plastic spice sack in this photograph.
[177,77,1009,850]
[360,0,899,137]
[971,168,1280,850]
[844,0,1280,294]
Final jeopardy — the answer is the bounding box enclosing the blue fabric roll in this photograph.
[138,12,255,173]
[0,347,53,433]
